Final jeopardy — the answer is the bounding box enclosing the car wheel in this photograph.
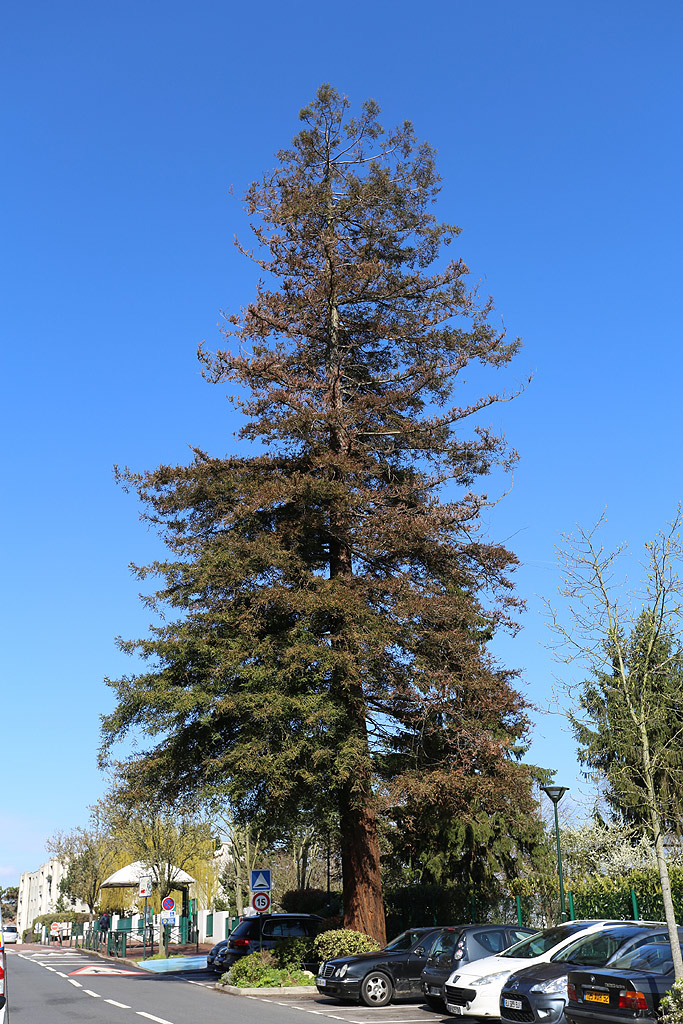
[425,995,444,1011]
[360,971,393,1007]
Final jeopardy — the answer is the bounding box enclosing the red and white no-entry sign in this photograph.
[252,891,271,913]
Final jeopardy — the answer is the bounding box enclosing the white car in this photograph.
[443,920,634,1018]
[1,926,18,944]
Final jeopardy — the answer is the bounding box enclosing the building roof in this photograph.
[100,860,196,888]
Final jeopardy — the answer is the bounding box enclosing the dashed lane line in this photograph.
[68,979,82,987]
[84,989,102,997]
[136,1013,175,1024]
[106,1000,132,1009]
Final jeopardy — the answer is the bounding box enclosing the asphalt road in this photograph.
[7,948,450,1024]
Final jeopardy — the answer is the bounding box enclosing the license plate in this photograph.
[317,978,326,987]
[429,986,441,995]
[585,991,609,1004]
[447,1004,464,1015]
[503,998,523,1010]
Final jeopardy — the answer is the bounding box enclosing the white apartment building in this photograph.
[17,857,89,935]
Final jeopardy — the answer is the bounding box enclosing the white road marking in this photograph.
[84,989,102,997]
[68,979,83,987]
[56,971,67,977]
[106,1000,132,1009]
[44,966,56,971]
[136,1013,176,1024]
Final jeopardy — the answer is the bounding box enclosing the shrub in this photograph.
[223,950,312,988]
[313,929,380,962]
[280,888,343,917]
[275,935,315,970]
[660,979,683,1024]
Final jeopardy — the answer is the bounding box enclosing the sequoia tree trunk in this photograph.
[339,783,387,944]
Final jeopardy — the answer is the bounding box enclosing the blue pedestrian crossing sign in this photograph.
[250,869,271,891]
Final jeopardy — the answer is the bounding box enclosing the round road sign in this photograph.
[161,897,175,912]
[252,891,271,913]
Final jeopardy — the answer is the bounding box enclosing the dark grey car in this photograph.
[499,923,666,1024]
[212,913,322,973]
[422,925,535,1009]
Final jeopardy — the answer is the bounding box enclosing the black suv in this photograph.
[210,913,323,973]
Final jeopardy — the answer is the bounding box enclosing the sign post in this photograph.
[138,876,153,960]
[250,869,272,952]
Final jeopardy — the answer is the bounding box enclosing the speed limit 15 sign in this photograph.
[252,891,271,913]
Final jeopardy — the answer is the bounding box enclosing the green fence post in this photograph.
[122,933,127,958]
[631,889,639,920]
[163,924,170,959]
[515,895,523,926]
[568,892,576,921]
[181,915,189,944]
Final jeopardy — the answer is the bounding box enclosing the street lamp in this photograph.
[541,784,569,921]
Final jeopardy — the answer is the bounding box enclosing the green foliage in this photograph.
[313,929,380,961]
[274,935,315,969]
[660,978,683,1024]
[280,888,342,917]
[224,950,312,988]
[570,610,683,833]
[0,886,18,921]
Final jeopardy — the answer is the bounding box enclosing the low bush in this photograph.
[224,950,313,988]
[660,979,683,1024]
[274,935,315,970]
[313,929,380,962]
[280,888,343,917]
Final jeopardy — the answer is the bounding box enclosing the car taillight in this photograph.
[567,982,577,1001]
[231,938,250,948]
[0,962,4,995]
[618,990,647,1010]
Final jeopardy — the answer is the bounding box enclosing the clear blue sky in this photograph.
[3,0,682,884]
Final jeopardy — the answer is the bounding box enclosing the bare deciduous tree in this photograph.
[548,509,683,979]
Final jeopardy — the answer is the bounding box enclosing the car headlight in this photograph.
[334,965,349,978]
[530,976,567,995]
[471,971,510,987]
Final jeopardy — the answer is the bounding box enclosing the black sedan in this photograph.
[499,922,666,1024]
[422,925,535,1009]
[565,931,683,1024]
[316,927,441,1006]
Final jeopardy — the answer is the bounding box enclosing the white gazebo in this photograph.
[101,861,196,889]
[101,861,196,917]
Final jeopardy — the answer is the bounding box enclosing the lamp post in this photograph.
[541,784,569,921]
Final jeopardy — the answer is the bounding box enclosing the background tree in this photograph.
[102,790,212,903]
[0,886,18,922]
[47,802,119,918]
[213,807,267,916]
[549,510,683,978]
[570,611,683,843]
[103,84,536,942]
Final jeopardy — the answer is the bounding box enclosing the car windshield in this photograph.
[551,928,641,966]
[501,925,587,959]
[384,929,429,952]
[428,930,461,958]
[608,942,676,976]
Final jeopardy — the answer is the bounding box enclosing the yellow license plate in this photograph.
[585,991,609,1004]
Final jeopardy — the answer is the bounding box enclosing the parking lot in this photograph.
[241,993,448,1024]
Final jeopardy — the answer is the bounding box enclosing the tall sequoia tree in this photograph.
[102,85,536,943]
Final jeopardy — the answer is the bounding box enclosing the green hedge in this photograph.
[313,929,380,961]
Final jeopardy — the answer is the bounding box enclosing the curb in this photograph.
[216,984,319,998]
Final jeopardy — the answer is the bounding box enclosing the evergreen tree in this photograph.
[102,85,536,942]
[570,610,683,838]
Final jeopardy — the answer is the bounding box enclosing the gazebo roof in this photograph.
[100,860,196,888]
